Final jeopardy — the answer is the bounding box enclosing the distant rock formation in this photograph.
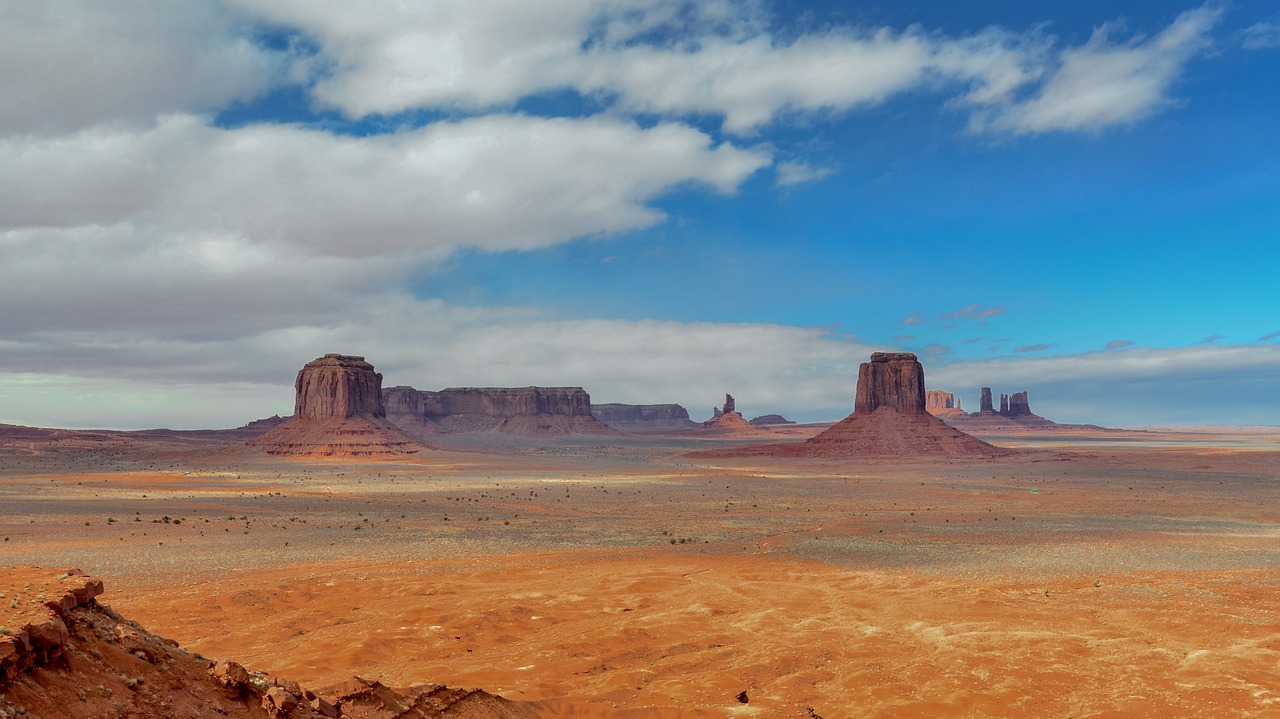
[704,353,1002,458]
[945,388,1061,430]
[924,390,964,417]
[591,403,697,431]
[691,393,777,437]
[749,414,796,426]
[384,386,615,437]
[249,354,423,457]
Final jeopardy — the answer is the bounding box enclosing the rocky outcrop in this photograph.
[1007,391,1031,417]
[979,387,995,414]
[853,353,926,414]
[924,390,961,413]
[249,355,424,457]
[702,353,1002,458]
[691,394,776,437]
[384,386,615,438]
[946,388,1059,430]
[591,404,697,431]
[1,567,544,719]
[749,414,795,426]
[294,354,386,420]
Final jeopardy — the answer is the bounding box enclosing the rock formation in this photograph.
[705,353,1002,458]
[691,393,777,437]
[854,353,925,414]
[749,414,796,426]
[945,388,1061,430]
[249,355,424,457]
[0,566,545,719]
[384,386,615,438]
[294,354,386,420]
[925,390,965,419]
[591,404,698,431]
[979,387,995,414]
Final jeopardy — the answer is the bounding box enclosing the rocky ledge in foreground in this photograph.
[0,566,537,718]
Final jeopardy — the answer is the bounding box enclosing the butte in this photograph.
[249,354,425,458]
[706,352,1003,458]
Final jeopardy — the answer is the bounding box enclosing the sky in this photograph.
[1,0,1278,430]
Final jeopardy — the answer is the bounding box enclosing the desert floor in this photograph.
[3,427,1280,717]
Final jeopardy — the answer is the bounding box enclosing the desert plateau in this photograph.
[3,353,1279,718]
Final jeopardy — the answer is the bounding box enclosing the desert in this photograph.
[3,353,1279,718]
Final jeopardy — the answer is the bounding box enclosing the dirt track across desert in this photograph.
[3,427,1280,717]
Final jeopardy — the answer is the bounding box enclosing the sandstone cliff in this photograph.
[947,388,1059,430]
[591,403,698,431]
[384,386,615,438]
[924,390,965,418]
[0,566,552,718]
[250,355,424,457]
[701,353,1002,458]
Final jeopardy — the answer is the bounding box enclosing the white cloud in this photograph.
[775,160,835,187]
[1240,21,1280,50]
[216,0,1213,136]
[0,113,768,260]
[0,1,286,136]
[927,344,1280,426]
[978,5,1221,135]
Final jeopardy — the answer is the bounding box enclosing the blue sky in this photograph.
[0,1,1277,428]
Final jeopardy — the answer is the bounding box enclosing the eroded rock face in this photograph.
[925,390,958,412]
[979,387,994,414]
[295,354,386,420]
[853,353,926,414]
[1006,391,1031,417]
[591,404,697,431]
[384,386,614,437]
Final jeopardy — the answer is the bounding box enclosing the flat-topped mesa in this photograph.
[854,352,926,414]
[591,403,697,431]
[295,354,385,420]
[249,354,423,457]
[383,386,615,437]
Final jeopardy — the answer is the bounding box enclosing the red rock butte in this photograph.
[716,352,1003,458]
[249,354,423,457]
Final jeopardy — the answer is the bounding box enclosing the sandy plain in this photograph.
[2,425,1280,717]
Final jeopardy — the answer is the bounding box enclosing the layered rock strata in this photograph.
[924,390,965,418]
[591,404,698,431]
[749,414,796,426]
[250,355,423,457]
[385,386,615,437]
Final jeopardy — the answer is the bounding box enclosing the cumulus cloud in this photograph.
[1106,339,1135,349]
[0,114,767,259]
[210,0,1219,136]
[0,1,288,135]
[975,4,1221,135]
